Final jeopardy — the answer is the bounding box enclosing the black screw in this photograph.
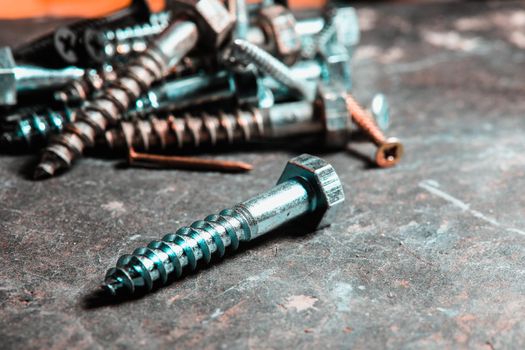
[13,0,151,68]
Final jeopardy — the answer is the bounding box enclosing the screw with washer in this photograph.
[102,153,344,296]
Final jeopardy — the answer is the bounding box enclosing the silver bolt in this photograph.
[102,154,345,296]
[131,68,261,115]
[0,47,85,105]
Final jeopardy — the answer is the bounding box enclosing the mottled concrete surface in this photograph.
[1,2,525,349]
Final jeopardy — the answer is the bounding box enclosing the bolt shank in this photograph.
[152,20,199,73]
[237,177,315,239]
[265,100,324,138]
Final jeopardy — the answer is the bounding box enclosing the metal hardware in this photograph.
[131,69,261,116]
[103,11,172,57]
[13,0,152,67]
[0,107,75,148]
[0,47,85,105]
[52,65,117,106]
[33,0,235,179]
[128,148,253,172]
[102,154,345,296]
[226,39,314,100]
[102,84,350,152]
[345,94,403,167]
[248,4,301,65]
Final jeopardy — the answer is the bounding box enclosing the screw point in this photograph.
[33,162,56,179]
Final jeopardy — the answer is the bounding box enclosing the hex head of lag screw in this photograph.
[102,154,345,296]
[33,0,235,179]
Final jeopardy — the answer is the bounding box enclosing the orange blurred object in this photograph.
[0,0,164,19]
[0,0,325,19]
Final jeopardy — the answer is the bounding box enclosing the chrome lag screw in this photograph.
[33,0,235,179]
[102,154,345,296]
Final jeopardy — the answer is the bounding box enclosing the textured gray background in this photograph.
[1,2,525,349]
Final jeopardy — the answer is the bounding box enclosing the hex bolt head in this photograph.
[316,84,351,149]
[170,0,235,48]
[277,154,345,229]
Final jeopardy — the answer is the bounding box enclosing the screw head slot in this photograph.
[375,137,403,168]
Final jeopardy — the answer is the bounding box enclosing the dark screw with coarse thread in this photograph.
[102,154,345,296]
[33,0,235,179]
[13,0,151,67]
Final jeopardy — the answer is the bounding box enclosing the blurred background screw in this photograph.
[227,38,314,100]
[0,47,85,105]
[345,94,403,168]
[34,0,235,179]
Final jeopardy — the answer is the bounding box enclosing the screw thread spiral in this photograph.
[103,207,252,295]
[54,66,117,105]
[0,108,75,147]
[229,39,309,99]
[104,107,265,152]
[34,50,167,178]
[345,94,385,145]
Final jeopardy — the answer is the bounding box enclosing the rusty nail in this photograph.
[128,148,253,173]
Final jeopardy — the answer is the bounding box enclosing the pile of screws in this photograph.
[0,0,403,178]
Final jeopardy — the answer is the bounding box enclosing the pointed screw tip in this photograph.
[33,164,54,180]
[101,277,126,297]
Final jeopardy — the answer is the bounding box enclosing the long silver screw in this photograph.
[102,154,345,296]
[227,39,314,100]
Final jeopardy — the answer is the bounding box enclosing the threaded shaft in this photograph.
[104,107,265,152]
[105,12,170,42]
[34,21,199,179]
[103,207,250,295]
[54,66,117,105]
[104,13,171,57]
[0,108,75,147]
[345,94,385,145]
[229,39,310,99]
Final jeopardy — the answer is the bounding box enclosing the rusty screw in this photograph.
[128,148,253,173]
[345,94,403,168]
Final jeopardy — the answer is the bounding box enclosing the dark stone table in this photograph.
[1,2,524,349]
